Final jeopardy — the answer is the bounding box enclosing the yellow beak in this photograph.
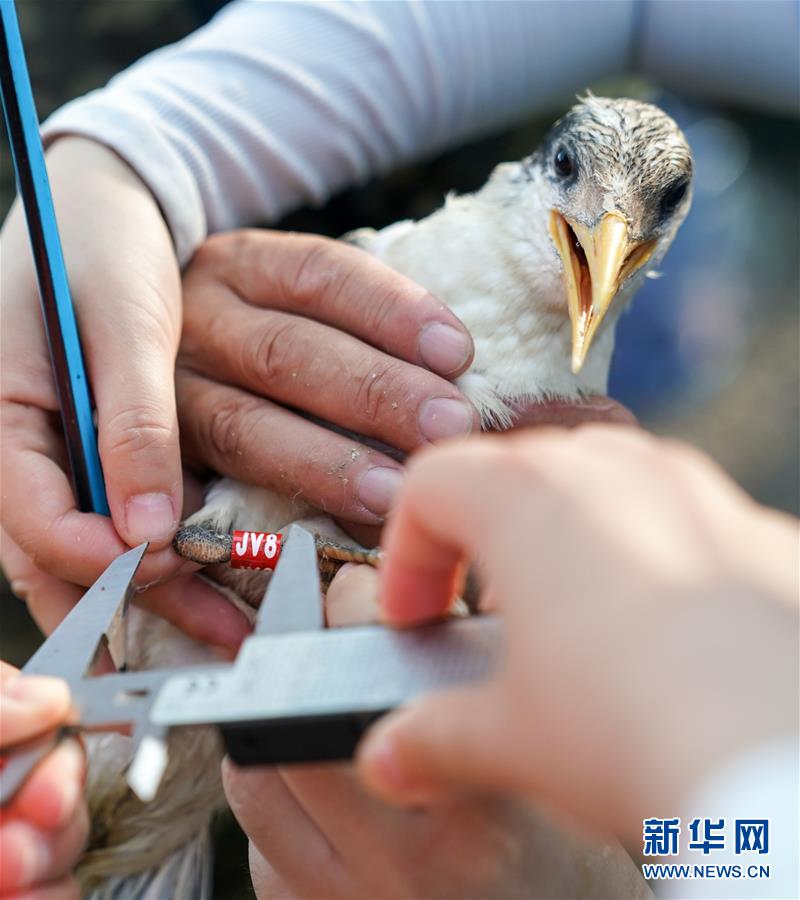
[549,210,657,373]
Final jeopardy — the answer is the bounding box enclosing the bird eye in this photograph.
[553,147,574,179]
[661,180,688,215]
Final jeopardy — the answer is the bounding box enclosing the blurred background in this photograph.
[1,1,797,896]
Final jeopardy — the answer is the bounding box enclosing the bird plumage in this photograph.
[351,95,692,423]
[77,610,229,897]
[348,167,605,425]
[80,96,692,895]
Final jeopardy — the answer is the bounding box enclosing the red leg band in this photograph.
[231,530,282,569]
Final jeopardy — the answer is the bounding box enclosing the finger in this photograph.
[3,528,248,649]
[357,685,517,806]
[1,528,208,652]
[222,759,342,895]
[1,405,190,588]
[177,373,406,524]
[6,739,84,832]
[326,564,381,627]
[61,143,183,552]
[2,518,240,653]
[0,676,71,746]
[90,329,182,553]
[248,845,294,900]
[0,529,85,636]
[508,396,638,429]
[276,763,410,857]
[378,438,542,625]
[180,287,477,451]
[93,382,182,553]
[134,575,252,650]
[0,804,88,894]
[194,231,474,377]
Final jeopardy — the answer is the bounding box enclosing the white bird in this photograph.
[79,95,692,897]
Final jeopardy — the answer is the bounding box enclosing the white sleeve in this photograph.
[639,0,799,117]
[41,0,634,264]
[659,738,799,899]
[41,0,798,266]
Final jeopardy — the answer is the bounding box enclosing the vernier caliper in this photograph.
[1,525,500,806]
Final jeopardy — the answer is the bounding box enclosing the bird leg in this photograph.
[173,523,381,568]
[173,522,381,602]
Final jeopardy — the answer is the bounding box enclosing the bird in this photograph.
[78,95,692,897]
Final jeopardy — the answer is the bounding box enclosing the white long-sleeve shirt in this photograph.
[42,0,798,265]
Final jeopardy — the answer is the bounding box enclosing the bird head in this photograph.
[518,96,693,374]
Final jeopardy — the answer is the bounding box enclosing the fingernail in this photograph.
[357,467,404,518]
[419,398,474,443]
[4,675,68,705]
[125,493,177,544]
[418,323,471,376]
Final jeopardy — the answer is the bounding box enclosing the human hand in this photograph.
[0,664,87,899]
[0,137,253,644]
[176,229,479,528]
[222,569,650,899]
[0,524,251,651]
[174,228,636,549]
[355,426,798,841]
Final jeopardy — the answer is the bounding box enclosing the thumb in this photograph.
[94,343,182,550]
[59,143,184,551]
[0,671,72,746]
[356,682,517,805]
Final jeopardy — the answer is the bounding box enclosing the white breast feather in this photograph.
[358,170,616,426]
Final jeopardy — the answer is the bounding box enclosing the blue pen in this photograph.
[0,0,109,515]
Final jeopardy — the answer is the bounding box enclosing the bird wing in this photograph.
[78,609,226,896]
[85,826,213,900]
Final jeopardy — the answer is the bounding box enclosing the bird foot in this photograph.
[172,524,233,565]
[173,525,381,569]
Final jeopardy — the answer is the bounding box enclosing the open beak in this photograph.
[549,210,656,373]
